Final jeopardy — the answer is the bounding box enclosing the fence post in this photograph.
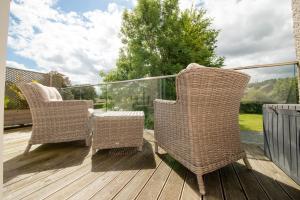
[292,0,300,103]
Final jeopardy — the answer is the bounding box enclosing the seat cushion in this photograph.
[177,63,206,78]
[186,63,205,70]
[31,83,50,102]
[48,87,63,101]
[32,83,63,102]
[88,108,94,117]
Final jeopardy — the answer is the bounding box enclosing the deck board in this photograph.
[158,162,186,200]
[3,127,300,200]
[135,155,174,200]
[233,160,269,200]
[202,171,224,200]
[220,164,247,200]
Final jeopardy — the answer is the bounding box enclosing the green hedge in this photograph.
[240,102,266,114]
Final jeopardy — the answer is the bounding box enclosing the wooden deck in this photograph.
[3,127,300,200]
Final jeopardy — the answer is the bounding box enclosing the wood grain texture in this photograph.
[3,128,300,200]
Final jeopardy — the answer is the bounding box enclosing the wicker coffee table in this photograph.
[92,111,144,155]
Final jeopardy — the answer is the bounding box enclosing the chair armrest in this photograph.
[79,100,93,108]
[46,100,91,108]
[154,100,177,125]
[33,100,91,131]
[43,100,90,118]
[154,99,176,105]
[154,99,177,145]
[154,99,192,160]
[63,100,93,108]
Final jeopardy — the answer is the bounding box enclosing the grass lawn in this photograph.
[239,114,263,133]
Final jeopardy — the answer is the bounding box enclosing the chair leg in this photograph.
[85,136,91,147]
[243,156,252,170]
[92,149,97,156]
[24,144,32,155]
[137,145,143,152]
[154,141,159,153]
[197,174,206,195]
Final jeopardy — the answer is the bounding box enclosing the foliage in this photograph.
[239,114,263,133]
[243,77,298,104]
[271,77,298,103]
[100,0,223,127]
[103,0,223,82]
[59,88,75,100]
[4,70,71,110]
[102,80,161,128]
[49,71,71,87]
[70,86,97,102]
[5,82,29,110]
[240,102,265,114]
[4,96,9,109]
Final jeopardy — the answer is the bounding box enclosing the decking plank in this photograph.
[248,145,300,200]
[158,162,186,200]
[4,148,92,195]
[4,152,106,200]
[4,142,85,175]
[3,129,299,200]
[113,158,162,200]
[90,152,158,200]
[67,152,148,200]
[244,145,293,200]
[233,160,269,200]
[22,153,129,200]
[180,170,201,200]
[4,143,90,185]
[203,170,224,200]
[220,164,247,200]
[135,155,174,200]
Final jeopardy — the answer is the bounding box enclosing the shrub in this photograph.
[240,101,266,114]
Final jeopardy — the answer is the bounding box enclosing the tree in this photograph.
[70,86,97,102]
[48,71,71,88]
[271,77,298,103]
[103,0,223,81]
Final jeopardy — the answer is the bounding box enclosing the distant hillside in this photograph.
[242,77,298,103]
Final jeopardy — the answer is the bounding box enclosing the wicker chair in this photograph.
[18,83,93,154]
[154,63,252,195]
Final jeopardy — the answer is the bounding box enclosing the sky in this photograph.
[7,0,297,84]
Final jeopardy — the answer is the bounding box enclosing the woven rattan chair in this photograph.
[18,83,93,154]
[154,63,252,195]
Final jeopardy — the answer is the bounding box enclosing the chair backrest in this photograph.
[18,83,63,109]
[176,63,250,158]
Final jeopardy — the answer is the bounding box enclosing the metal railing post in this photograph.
[159,79,163,99]
[106,83,108,112]
[49,73,53,87]
[79,88,82,100]
[297,63,300,103]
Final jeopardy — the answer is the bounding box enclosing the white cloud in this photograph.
[130,0,137,7]
[8,0,296,85]
[179,0,201,10]
[9,0,123,84]
[201,0,296,67]
[6,60,28,70]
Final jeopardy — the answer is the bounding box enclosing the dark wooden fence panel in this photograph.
[263,104,300,185]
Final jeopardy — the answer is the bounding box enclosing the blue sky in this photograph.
[7,0,296,84]
[57,0,134,13]
[7,0,136,76]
